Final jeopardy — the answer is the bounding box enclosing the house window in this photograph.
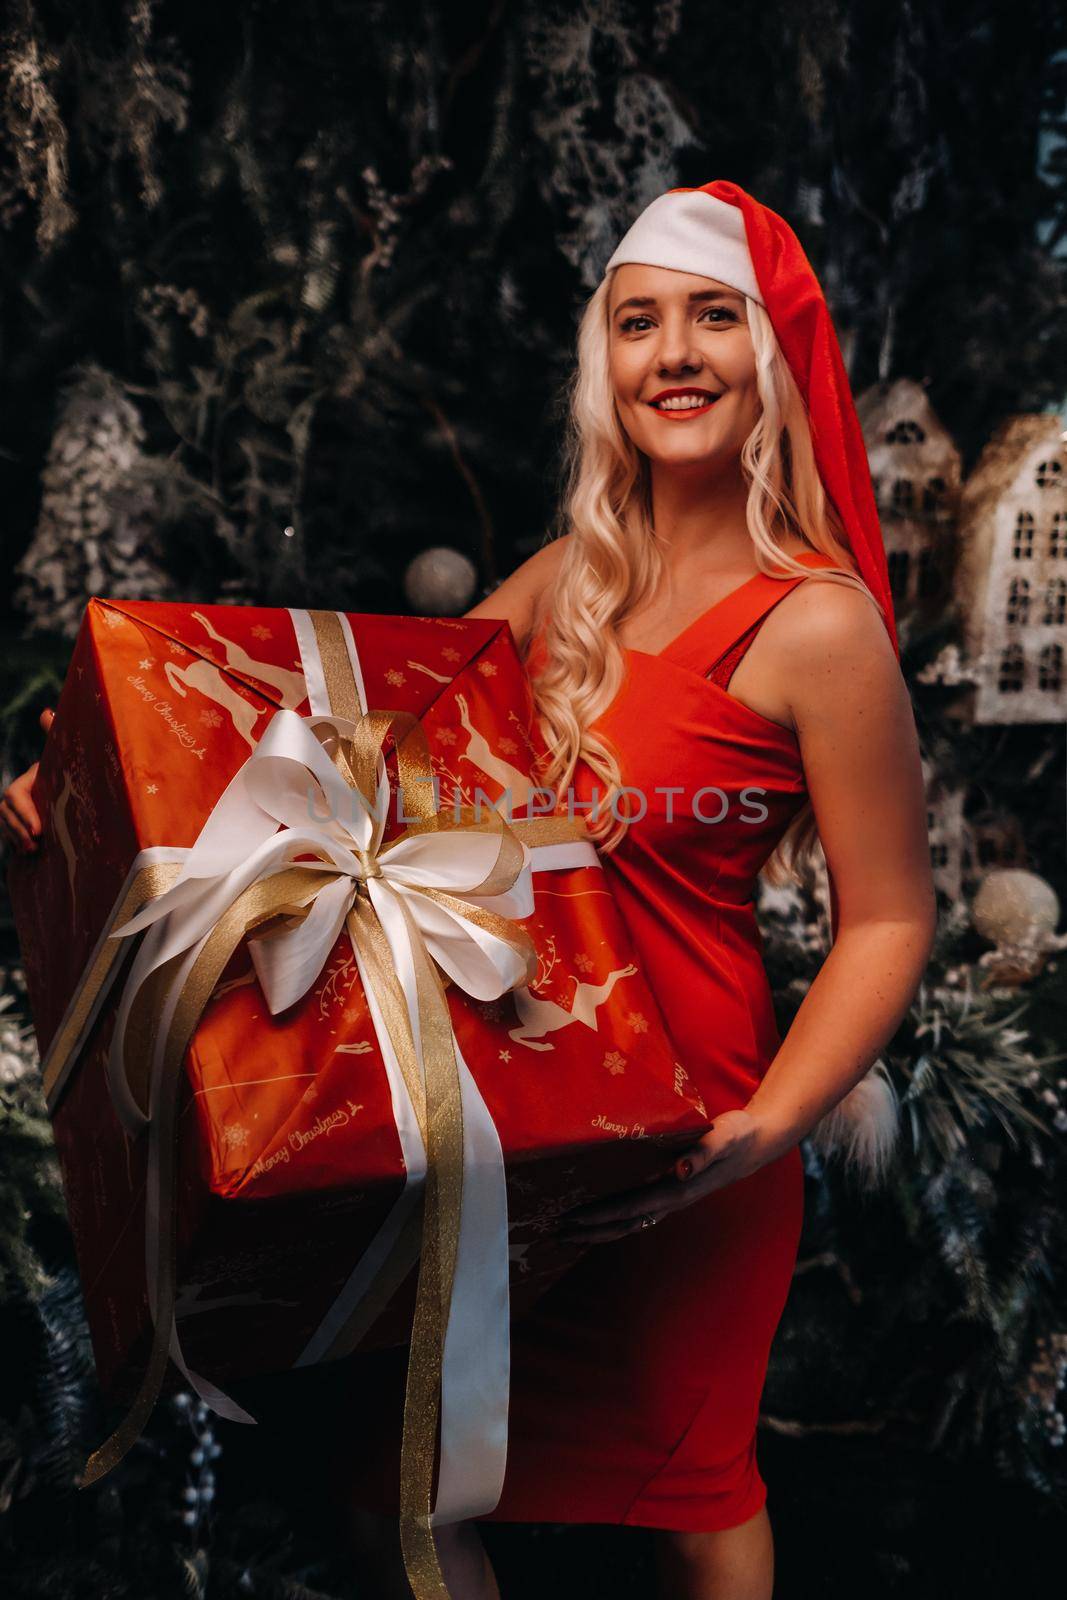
[1051,513,1067,559]
[1035,458,1063,489]
[887,549,910,600]
[1044,578,1067,627]
[1039,642,1063,691]
[998,643,1025,692]
[1013,512,1035,559]
[1006,577,1030,625]
[885,420,925,444]
[891,478,914,515]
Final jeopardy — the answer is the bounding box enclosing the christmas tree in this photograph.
[1,2,1066,1594]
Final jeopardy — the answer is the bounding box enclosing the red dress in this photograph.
[343,549,834,1532]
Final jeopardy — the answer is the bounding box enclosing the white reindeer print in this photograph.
[190,611,307,707]
[406,659,453,685]
[508,962,638,1051]
[508,1238,536,1274]
[174,1281,303,1319]
[163,658,266,749]
[453,691,539,815]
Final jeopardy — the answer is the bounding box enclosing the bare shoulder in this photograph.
[766,572,904,732]
[463,534,572,652]
[765,568,934,935]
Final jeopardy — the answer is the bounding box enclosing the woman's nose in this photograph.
[652,320,702,372]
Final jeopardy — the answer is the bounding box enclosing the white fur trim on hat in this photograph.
[603,190,764,307]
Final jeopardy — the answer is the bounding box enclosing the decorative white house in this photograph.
[959,806,1029,896]
[956,414,1067,724]
[921,757,968,903]
[856,377,962,621]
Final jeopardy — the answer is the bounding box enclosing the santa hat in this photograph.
[604,178,898,658]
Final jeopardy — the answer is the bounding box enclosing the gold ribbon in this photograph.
[40,861,185,1112]
[65,612,585,1600]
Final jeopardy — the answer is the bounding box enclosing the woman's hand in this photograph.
[554,1107,793,1246]
[0,708,55,854]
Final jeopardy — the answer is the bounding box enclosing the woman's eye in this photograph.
[619,308,737,332]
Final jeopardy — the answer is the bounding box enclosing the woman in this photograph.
[2,181,936,1600]
[343,181,934,1600]
[317,181,937,1599]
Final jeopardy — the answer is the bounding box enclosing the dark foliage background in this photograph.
[1,2,1066,1596]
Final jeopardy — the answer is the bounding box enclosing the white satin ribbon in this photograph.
[287,605,545,1522]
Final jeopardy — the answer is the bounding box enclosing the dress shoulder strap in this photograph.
[667,550,843,678]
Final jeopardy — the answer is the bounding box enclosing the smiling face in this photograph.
[608,263,761,474]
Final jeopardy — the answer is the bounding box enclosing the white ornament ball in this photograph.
[403,547,478,615]
[971,869,1060,947]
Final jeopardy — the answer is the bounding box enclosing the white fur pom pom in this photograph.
[806,1059,900,1186]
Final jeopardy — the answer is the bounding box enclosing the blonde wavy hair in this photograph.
[525,270,888,883]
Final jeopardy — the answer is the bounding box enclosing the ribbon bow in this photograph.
[105,706,539,1129]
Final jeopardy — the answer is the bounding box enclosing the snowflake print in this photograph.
[437,727,457,745]
[476,660,497,677]
[145,783,158,795]
[498,1049,512,1063]
[139,658,155,670]
[384,668,406,687]
[626,1011,649,1034]
[574,953,595,974]
[442,647,461,662]
[476,998,506,1023]
[499,737,518,754]
[199,709,223,728]
[221,1123,251,1150]
[603,1050,627,1075]
[166,640,187,657]
[252,625,272,640]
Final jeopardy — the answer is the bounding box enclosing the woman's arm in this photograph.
[742,580,937,1153]
[556,579,937,1244]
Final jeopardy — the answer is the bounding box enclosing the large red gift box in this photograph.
[7,597,710,1557]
